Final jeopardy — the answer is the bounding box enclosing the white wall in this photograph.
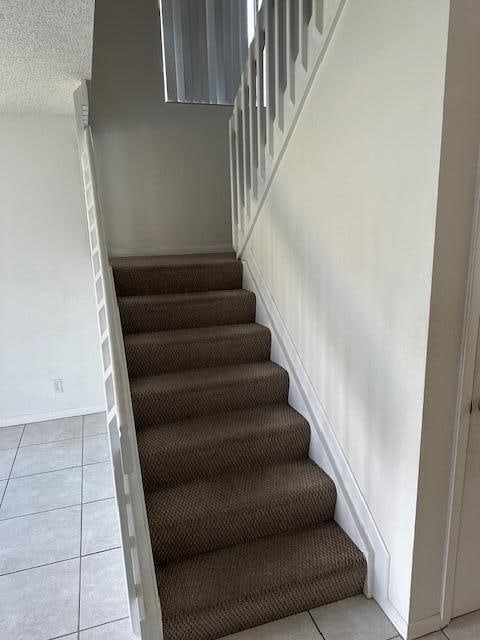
[90,0,233,257]
[410,0,480,626]
[0,115,104,426]
[243,0,449,624]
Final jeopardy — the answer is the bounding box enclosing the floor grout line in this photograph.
[0,494,116,523]
[81,545,122,559]
[77,615,129,635]
[0,545,122,579]
[0,555,81,578]
[4,457,110,482]
[44,614,130,640]
[19,435,84,448]
[16,431,107,451]
[308,610,326,639]
[0,424,26,510]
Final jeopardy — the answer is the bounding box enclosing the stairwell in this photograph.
[111,252,367,640]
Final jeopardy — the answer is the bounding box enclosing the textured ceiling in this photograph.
[0,0,94,114]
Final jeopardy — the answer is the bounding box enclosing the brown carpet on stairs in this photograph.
[112,253,366,640]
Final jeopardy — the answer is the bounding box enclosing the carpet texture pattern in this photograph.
[112,253,367,640]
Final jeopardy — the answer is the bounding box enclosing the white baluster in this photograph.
[286,0,298,103]
[241,76,251,220]
[229,118,239,250]
[299,0,309,69]
[248,47,258,200]
[313,0,324,34]
[234,99,245,234]
[264,0,275,158]
[274,0,286,131]
[228,0,346,257]
[255,6,266,179]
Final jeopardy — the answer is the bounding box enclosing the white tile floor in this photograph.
[1,413,480,640]
[220,600,480,640]
[0,412,129,640]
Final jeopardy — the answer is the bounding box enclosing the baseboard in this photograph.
[0,404,106,428]
[376,596,408,639]
[374,592,440,640]
[406,612,442,639]
[108,244,234,258]
[242,248,398,627]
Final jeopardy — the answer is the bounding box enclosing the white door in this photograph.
[453,320,480,617]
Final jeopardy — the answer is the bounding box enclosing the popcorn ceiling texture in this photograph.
[0,0,94,114]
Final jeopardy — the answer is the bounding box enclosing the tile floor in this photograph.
[1,413,480,640]
[218,601,480,639]
[0,412,130,639]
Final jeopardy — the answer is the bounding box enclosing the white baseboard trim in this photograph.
[376,596,408,639]
[108,244,234,258]
[406,612,442,639]
[242,248,398,625]
[0,404,106,428]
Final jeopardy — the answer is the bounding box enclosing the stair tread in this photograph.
[130,361,287,395]
[123,322,269,345]
[146,459,334,523]
[118,289,256,334]
[130,362,289,429]
[112,254,242,296]
[138,403,308,455]
[111,252,236,268]
[118,288,253,305]
[137,404,310,489]
[158,521,366,639]
[124,323,271,377]
[125,323,271,377]
[147,459,336,562]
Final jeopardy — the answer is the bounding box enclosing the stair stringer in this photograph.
[242,247,408,638]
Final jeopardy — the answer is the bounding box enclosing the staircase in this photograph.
[111,252,366,640]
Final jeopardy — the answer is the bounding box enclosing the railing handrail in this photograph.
[230,0,346,256]
[74,82,163,640]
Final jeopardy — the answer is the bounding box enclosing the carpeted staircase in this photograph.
[112,252,367,640]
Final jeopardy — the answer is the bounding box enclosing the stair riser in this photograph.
[140,425,310,490]
[132,372,289,428]
[119,292,256,333]
[151,489,337,563]
[126,330,271,377]
[113,262,243,296]
[161,567,366,640]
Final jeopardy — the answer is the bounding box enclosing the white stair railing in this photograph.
[230,0,346,255]
[73,82,163,640]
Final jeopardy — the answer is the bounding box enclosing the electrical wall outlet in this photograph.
[53,379,64,394]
